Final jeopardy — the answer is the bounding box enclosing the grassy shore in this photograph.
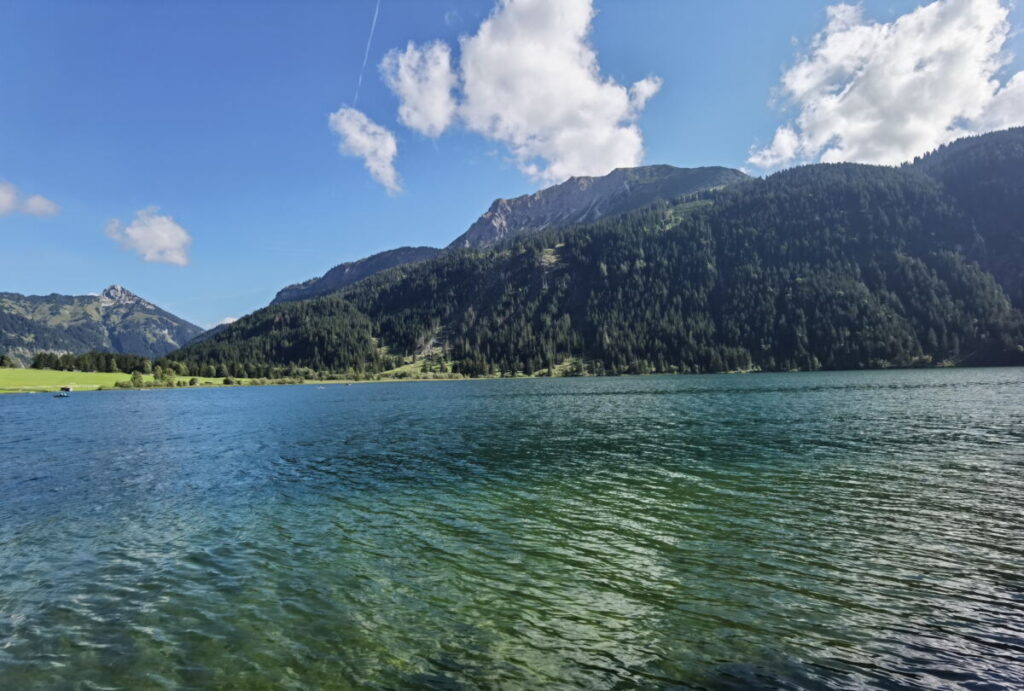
[0,365,543,395]
[2,354,645,394]
[0,368,251,394]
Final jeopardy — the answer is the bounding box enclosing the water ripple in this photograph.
[1,369,1023,688]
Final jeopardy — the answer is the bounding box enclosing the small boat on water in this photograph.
[54,386,72,398]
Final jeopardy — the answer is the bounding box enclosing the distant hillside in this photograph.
[271,246,441,304]
[171,129,1024,377]
[448,165,748,249]
[0,285,202,364]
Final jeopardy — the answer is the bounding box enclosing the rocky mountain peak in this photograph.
[447,164,748,250]
[101,284,139,303]
[100,285,156,310]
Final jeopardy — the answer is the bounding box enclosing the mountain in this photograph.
[171,129,1024,377]
[179,321,231,348]
[271,166,747,306]
[911,127,1024,307]
[271,246,441,304]
[0,285,202,364]
[448,165,749,249]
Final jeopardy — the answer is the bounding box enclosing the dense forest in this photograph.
[170,298,388,376]
[30,351,155,374]
[171,128,1024,377]
[911,128,1024,306]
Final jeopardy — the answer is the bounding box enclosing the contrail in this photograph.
[354,0,382,105]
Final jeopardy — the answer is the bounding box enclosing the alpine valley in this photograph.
[5,128,1024,378]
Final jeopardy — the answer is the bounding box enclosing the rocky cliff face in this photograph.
[99,284,154,307]
[272,246,441,304]
[0,285,202,363]
[447,165,749,249]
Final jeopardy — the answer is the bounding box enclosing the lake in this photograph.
[1,369,1023,689]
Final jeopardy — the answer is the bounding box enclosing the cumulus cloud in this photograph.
[365,0,661,186]
[457,0,661,183]
[0,181,60,216]
[750,0,1024,168]
[381,41,457,137]
[329,107,401,193]
[749,127,801,169]
[22,194,60,216]
[215,317,237,327]
[106,207,192,266]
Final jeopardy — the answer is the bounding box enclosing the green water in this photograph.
[1,369,1023,688]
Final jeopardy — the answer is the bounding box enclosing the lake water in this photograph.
[1,369,1023,689]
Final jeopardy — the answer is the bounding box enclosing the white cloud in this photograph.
[329,107,401,194]
[749,127,801,169]
[629,76,663,111]
[203,316,236,330]
[974,70,1024,130]
[106,207,192,266]
[750,0,1024,168]
[0,182,16,216]
[457,0,661,183]
[361,0,661,187]
[0,181,59,217]
[22,194,59,216]
[381,41,457,137]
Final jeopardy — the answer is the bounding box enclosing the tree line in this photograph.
[31,351,157,374]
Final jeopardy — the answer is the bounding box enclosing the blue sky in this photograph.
[2,0,1022,327]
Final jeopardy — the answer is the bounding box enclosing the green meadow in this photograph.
[0,362,580,395]
[0,368,241,394]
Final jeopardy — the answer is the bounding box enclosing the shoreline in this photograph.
[2,363,1019,396]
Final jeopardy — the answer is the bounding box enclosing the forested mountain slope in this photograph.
[171,130,1024,377]
[911,127,1024,306]
[271,166,746,307]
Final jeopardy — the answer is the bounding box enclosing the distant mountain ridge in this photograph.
[448,165,749,249]
[0,285,202,363]
[271,164,747,304]
[272,246,440,305]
